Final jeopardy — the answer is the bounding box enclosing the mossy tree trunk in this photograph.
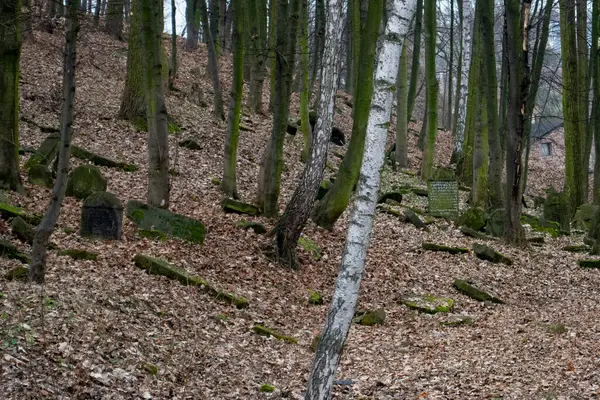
[504,0,531,245]
[199,0,224,119]
[309,0,325,100]
[311,0,384,230]
[268,0,277,111]
[347,0,362,98]
[105,0,124,40]
[593,0,600,203]
[299,0,311,162]
[480,0,502,209]
[256,0,300,217]
[185,0,200,50]
[169,0,177,90]
[395,40,409,169]
[407,0,423,121]
[221,0,244,198]
[209,0,220,58]
[248,0,267,114]
[560,0,586,211]
[274,0,344,269]
[419,0,437,181]
[142,0,170,208]
[446,0,454,130]
[577,0,591,200]
[0,0,23,193]
[304,2,411,397]
[29,0,78,284]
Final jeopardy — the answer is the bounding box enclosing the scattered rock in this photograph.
[237,220,267,234]
[66,165,107,200]
[528,236,545,245]
[578,259,600,269]
[543,190,570,234]
[28,164,53,188]
[354,308,385,326]
[411,187,428,197]
[298,236,321,261]
[473,243,513,265]
[126,200,206,244]
[251,325,297,344]
[220,198,259,216]
[259,384,275,393]
[210,177,221,186]
[0,202,41,225]
[138,229,167,241]
[422,242,469,255]
[377,192,403,204]
[459,227,496,241]
[404,209,429,231]
[440,315,474,327]
[0,240,30,264]
[561,244,589,253]
[308,290,323,305]
[178,138,202,150]
[546,323,568,335]
[81,192,123,240]
[458,207,487,231]
[71,146,136,171]
[11,217,34,244]
[133,254,248,308]
[4,266,28,282]
[485,209,505,237]
[25,133,60,169]
[400,294,454,314]
[378,205,406,220]
[453,279,504,303]
[57,249,98,261]
[141,363,158,375]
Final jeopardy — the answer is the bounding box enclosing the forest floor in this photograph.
[1,20,600,400]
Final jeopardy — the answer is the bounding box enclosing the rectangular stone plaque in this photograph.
[428,180,459,219]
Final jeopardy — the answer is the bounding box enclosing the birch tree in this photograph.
[304,1,411,397]
[29,0,79,283]
[274,0,344,269]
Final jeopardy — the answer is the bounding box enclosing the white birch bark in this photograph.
[304,1,414,398]
[454,0,474,154]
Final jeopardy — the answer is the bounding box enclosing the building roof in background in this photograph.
[530,117,563,139]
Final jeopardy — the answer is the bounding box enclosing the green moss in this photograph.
[546,323,568,335]
[422,242,469,255]
[259,384,275,393]
[453,279,504,303]
[401,295,454,314]
[221,198,259,216]
[578,259,600,269]
[523,215,560,238]
[473,243,513,265]
[252,325,297,344]
[298,236,321,261]
[4,266,28,282]
[458,207,487,231]
[308,290,323,305]
[28,164,53,188]
[310,334,321,352]
[562,244,589,252]
[139,229,167,241]
[57,249,98,261]
[353,308,386,325]
[142,363,158,375]
[211,177,222,186]
[11,217,34,244]
[65,165,107,200]
[132,116,148,132]
[0,240,30,264]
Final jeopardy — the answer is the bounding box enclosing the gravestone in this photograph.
[427,180,459,219]
[81,192,123,240]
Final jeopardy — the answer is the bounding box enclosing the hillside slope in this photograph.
[1,22,599,399]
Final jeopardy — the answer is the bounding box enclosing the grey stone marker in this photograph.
[428,180,459,219]
[81,192,123,240]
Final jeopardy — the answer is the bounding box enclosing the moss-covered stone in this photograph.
[377,192,403,204]
[404,209,429,231]
[71,146,136,172]
[28,164,53,188]
[572,204,598,231]
[486,209,505,237]
[460,227,496,241]
[0,203,40,226]
[252,325,297,344]
[211,177,221,186]
[528,237,545,245]
[298,236,321,261]
[138,229,167,241]
[4,266,28,282]
[66,165,107,200]
[453,279,504,303]
[11,217,34,244]
[141,363,158,375]
[578,259,600,269]
[400,294,454,314]
[525,215,560,238]
[440,315,474,327]
[422,242,469,255]
[133,254,248,308]
[259,384,275,393]
[220,198,259,216]
[411,187,428,196]
[562,244,589,253]
[317,180,332,200]
[308,290,323,305]
[178,138,202,150]
[25,134,60,170]
[0,240,30,264]
[543,189,570,234]
[57,249,98,261]
[546,323,568,335]
[237,220,267,234]
[354,308,386,325]
[458,207,487,231]
[473,243,513,265]
[126,200,206,244]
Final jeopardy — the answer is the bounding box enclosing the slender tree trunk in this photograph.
[29,0,79,284]
[106,0,124,40]
[142,0,170,208]
[169,0,177,90]
[0,0,23,193]
[498,15,508,161]
[446,0,454,130]
[299,0,311,162]
[395,40,409,168]
[274,0,344,269]
[248,0,267,114]
[95,0,101,24]
[268,0,277,111]
[209,0,220,58]
[560,0,585,210]
[311,0,385,230]
[124,0,130,22]
[221,0,244,198]
[450,0,463,164]
[348,0,362,98]
[304,2,411,397]
[256,0,300,217]
[593,0,600,203]
[222,0,233,52]
[419,0,437,180]
[199,0,224,119]
[407,0,423,121]
[309,0,325,99]
[577,0,591,199]
[185,0,199,50]
[504,0,531,245]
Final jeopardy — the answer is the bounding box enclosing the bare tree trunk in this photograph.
[199,0,224,118]
[185,0,199,50]
[106,0,124,40]
[304,1,412,397]
[395,39,409,168]
[407,0,423,121]
[29,0,79,284]
[169,0,177,90]
[274,0,344,269]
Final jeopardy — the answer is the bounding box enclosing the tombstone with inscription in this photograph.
[81,192,123,240]
[428,180,459,219]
